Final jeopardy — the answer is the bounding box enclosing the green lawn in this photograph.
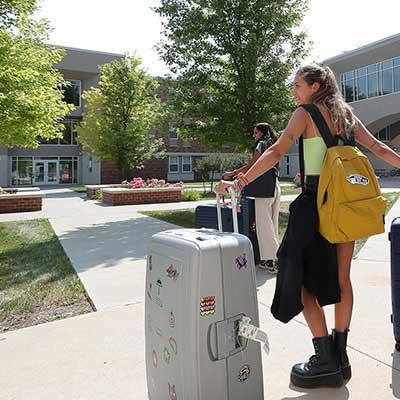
[0,219,92,332]
[142,192,400,259]
[70,186,87,193]
[142,203,290,235]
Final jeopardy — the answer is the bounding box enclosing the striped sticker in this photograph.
[200,296,216,316]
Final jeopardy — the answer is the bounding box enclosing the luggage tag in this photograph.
[238,316,270,355]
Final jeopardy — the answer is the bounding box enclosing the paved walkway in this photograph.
[1,179,400,399]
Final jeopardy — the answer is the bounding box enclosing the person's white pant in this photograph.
[254,183,281,261]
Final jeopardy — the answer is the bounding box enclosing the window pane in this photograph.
[368,64,377,73]
[394,57,400,67]
[356,75,367,100]
[344,79,355,102]
[73,159,78,183]
[168,128,178,139]
[382,68,393,95]
[12,160,18,185]
[63,81,81,106]
[18,160,33,185]
[59,160,73,183]
[72,121,79,144]
[394,67,400,92]
[382,60,393,70]
[61,122,72,145]
[356,67,367,77]
[344,71,354,81]
[169,156,179,172]
[368,73,378,97]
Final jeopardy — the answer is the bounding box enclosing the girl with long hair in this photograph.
[223,122,280,273]
[215,64,400,388]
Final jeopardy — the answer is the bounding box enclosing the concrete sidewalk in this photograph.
[1,183,400,399]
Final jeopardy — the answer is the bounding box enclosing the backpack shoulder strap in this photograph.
[298,104,338,148]
[298,134,305,191]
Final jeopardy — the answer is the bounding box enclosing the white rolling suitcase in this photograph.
[145,191,264,400]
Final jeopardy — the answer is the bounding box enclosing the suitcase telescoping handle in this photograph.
[216,187,239,233]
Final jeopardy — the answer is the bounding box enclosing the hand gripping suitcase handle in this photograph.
[216,187,239,233]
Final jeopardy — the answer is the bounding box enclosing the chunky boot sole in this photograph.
[290,370,344,388]
[342,365,352,380]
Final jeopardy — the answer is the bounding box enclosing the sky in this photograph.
[35,0,400,77]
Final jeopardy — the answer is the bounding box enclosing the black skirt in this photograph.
[271,177,340,323]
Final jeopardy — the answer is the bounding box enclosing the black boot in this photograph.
[332,329,351,380]
[290,335,343,388]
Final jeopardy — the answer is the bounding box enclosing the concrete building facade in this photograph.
[0,46,122,187]
[324,32,400,175]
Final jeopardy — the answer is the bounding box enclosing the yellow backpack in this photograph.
[300,104,387,244]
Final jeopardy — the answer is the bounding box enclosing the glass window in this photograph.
[368,64,377,73]
[73,158,78,183]
[344,71,354,81]
[356,75,367,100]
[394,66,400,92]
[182,156,192,172]
[382,60,393,70]
[394,57,400,67]
[367,73,378,98]
[382,67,393,95]
[61,123,72,145]
[168,126,178,139]
[169,156,179,173]
[375,126,391,142]
[11,157,33,186]
[356,67,367,77]
[344,80,355,102]
[59,160,73,183]
[63,80,81,107]
[11,159,18,186]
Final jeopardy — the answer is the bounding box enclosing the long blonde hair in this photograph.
[297,64,356,137]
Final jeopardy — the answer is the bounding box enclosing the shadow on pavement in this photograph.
[282,385,350,400]
[256,266,277,286]
[56,215,178,273]
[392,348,400,398]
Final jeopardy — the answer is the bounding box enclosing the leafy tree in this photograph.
[78,56,166,179]
[154,0,309,151]
[0,0,37,28]
[0,2,71,148]
[195,153,250,192]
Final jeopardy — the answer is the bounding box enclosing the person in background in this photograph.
[223,123,280,274]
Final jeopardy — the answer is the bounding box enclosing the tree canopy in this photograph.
[0,1,71,147]
[77,56,166,177]
[155,0,309,151]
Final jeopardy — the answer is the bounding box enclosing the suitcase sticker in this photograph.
[200,296,216,316]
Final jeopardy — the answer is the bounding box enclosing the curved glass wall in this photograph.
[340,56,400,102]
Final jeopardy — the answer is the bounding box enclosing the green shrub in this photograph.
[93,189,103,201]
[182,189,200,201]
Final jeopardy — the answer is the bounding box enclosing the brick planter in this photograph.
[85,184,121,199]
[0,192,44,213]
[102,187,182,206]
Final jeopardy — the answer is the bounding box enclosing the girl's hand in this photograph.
[214,180,235,195]
[223,171,233,180]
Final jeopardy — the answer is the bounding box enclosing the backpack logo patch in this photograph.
[346,174,369,186]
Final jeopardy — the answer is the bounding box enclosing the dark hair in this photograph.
[297,64,356,136]
[254,122,278,144]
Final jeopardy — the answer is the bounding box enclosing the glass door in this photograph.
[33,160,59,185]
[34,161,45,184]
[47,161,59,184]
